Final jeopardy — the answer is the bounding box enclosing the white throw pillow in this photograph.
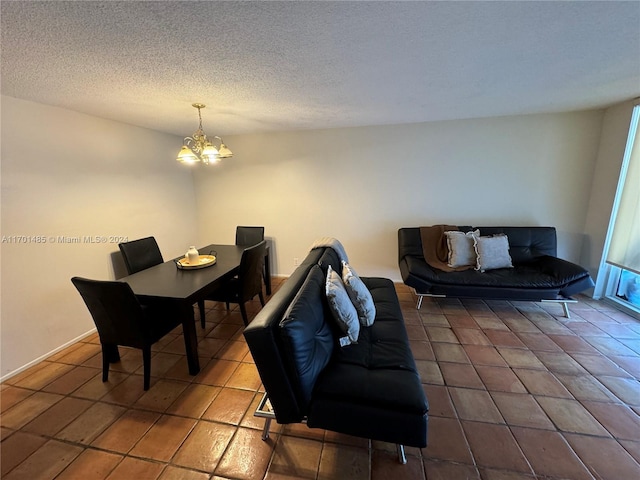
[445,230,479,268]
[342,261,376,327]
[325,265,360,346]
[473,233,513,272]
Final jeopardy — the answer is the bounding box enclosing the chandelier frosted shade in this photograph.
[176,103,232,165]
[201,144,221,164]
[177,145,199,164]
[217,142,233,158]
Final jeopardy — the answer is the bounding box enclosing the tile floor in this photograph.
[2,278,640,479]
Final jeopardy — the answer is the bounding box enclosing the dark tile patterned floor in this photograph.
[1,278,639,479]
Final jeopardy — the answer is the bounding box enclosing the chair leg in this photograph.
[239,302,249,326]
[101,347,110,382]
[142,346,151,390]
[262,262,269,294]
[198,300,206,328]
[104,343,120,363]
[259,291,265,307]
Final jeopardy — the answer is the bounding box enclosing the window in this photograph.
[596,104,640,318]
[616,269,640,307]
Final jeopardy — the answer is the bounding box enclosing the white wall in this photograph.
[0,99,617,378]
[193,111,604,280]
[582,99,636,280]
[1,96,197,377]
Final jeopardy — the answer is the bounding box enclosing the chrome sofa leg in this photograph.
[255,393,275,441]
[261,417,272,440]
[541,297,576,318]
[397,444,407,464]
[414,290,446,310]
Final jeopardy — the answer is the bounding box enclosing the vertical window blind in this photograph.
[606,105,640,275]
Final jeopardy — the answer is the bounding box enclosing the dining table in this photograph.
[121,243,270,375]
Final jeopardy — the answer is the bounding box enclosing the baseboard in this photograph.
[0,327,97,383]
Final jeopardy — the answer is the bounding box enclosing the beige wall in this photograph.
[1,98,623,378]
[1,96,196,377]
[194,111,604,280]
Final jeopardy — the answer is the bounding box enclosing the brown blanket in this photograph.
[419,225,473,272]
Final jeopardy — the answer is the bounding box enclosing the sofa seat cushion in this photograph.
[364,277,405,319]
[311,277,427,415]
[308,277,428,446]
[404,255,590,289]
[312,333,426,414]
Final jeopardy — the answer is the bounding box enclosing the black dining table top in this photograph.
[122,244,245,302]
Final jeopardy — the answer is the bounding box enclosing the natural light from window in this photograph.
[596,103,640,318]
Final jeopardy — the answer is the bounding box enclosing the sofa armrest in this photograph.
[529,255,592,284]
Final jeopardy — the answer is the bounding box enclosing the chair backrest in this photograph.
[71,277,146,347]
[119,237,164,275]
[238,240,267,301]
[235,226,265,246]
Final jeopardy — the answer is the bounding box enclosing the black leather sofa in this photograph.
[244,246,428,463]
[398,226,594,316]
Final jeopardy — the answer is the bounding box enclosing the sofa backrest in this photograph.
[244,245,349,422]
[243,247,325,423]
[279,265,335,410]
[316,247,342,275]
[398,227,424,260]
[464,226,557,263]
[399,226,557,265]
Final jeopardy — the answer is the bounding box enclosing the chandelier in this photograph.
[176,103,233,165]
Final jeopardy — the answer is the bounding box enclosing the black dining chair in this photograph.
[235,226,268,292]
[118,236,164,274]
[235,226,265,246]
[71,277,183,390]
[207,240,267,326]
[119,237,206,328]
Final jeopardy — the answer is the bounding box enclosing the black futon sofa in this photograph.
[399,226,594,316]
[244,245,428,463]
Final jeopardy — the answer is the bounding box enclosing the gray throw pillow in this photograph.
[473,233,513,272]
[342,261,376,326]
[325,265,360,346]
[445,230,479,268]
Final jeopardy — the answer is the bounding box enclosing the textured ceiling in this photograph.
[1,1,639,137]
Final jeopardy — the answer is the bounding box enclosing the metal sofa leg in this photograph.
[255,393,276,441]
[397,444,407,464]
[414,291,446,310]
[541,297,576,318]
[261,417,272,440]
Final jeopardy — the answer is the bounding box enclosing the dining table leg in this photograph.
[180,302,200,375]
